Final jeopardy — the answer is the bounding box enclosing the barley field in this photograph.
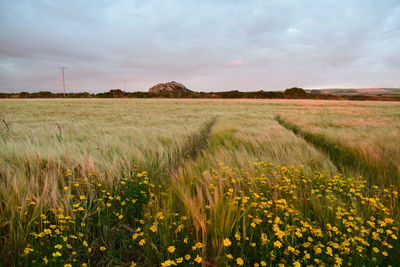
[0,99,399,266]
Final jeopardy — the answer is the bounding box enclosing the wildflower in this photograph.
[130,262,137,267]
[43,228,52,235]
[293,261,301,267]
[184,254,191,260]
[43,257,48,264]
[52,251,62,257]
[194,255,202,263]
[167,246,176,253]
[274,240,282,248]
[54,244,63,249]
[64,264,72,267]
[236,257,244,265]
[150,224,157,232]
[79,195,86,200]
[372,247,379,253]
[23,247,34,255]
[161,260,176,267]
[139,239,145,246]
[192,242,203,250]
[235,232,241,241]
[226,254,233,259]
[335,256,343,265]
[223,238,232,247]
[261,261,267,266]
[100,246,106,251]
[176,257,183,263]
[326,246,333,256]
[83,240,88,247]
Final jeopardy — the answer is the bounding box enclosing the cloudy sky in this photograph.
[1,0,399,93]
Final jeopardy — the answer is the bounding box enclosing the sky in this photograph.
[1,0,400,93]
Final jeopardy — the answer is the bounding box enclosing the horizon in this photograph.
[1,0,400,93]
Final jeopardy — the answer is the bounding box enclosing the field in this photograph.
[0,99,399,266]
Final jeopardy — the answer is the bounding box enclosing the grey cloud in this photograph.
[1,0,400,93]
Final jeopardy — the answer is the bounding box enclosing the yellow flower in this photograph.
[43,257,48,264]
[79,195,86,200]
[161,260,176,267]
[326,246,333,256]
[226,254,233,259]
[372,247,379,253]
[83,240,88,247]
[52,251,62,257]
[192,242,204,250]
[184,254,191,260]
[44,229,51,235]
[274,240,282,248]
[139,239,145,246]
[150,224,157,232]
[54,244,63,249]
[293,261,301,267]
[236,257,244,266]
[23,247,34,255]
[100,246,106,251]
[64,264,72,267]
[261,261,267,266]
[167,246,176,253]
[130,262,137,267]
[223,238,232,247]
[235,232,241,241]
[335,256,343,265]
[194,255,202,263]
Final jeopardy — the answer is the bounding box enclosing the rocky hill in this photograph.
[148,81,192,93]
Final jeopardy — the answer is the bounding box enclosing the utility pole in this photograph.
[59,67,66,97]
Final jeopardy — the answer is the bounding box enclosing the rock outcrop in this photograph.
[148,81,191,93]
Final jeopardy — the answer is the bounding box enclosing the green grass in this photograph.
[0,99,399,266]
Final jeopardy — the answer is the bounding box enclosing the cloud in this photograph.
[227,59,245,66]
[0,0,400,92]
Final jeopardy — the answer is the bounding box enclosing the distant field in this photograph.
[0,99,399,266]
[314,88,400,95]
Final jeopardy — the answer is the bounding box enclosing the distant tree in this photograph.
[284,87,307,98]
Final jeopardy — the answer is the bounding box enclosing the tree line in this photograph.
[1,87,400,101]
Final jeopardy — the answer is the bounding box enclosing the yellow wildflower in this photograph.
[274,240,282,248]
[236,258,244,265]
[194,255,202,263]
[223,238,232,247]
[52,251,62,257]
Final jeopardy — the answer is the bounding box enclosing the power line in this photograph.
[58,67,67,97]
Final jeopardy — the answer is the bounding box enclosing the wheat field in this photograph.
[0,99,399,266]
